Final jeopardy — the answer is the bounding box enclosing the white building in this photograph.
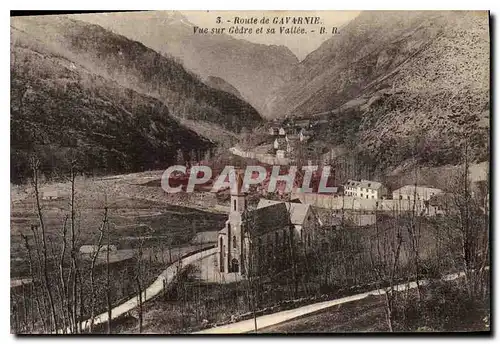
[269,127,279,136]
[299,129,311,142]
[276,149,287,159]
[392,185,443,201]
[343,179,387,199]
[357,180,387,200]
[343,180,360,196]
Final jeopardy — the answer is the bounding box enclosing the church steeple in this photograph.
[223,168,247,275]
[230,168,247,213]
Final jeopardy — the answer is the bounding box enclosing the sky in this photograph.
[76,10,360,60]
[181,11,360,60]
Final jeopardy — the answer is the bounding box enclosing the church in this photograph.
[217,170,322,278]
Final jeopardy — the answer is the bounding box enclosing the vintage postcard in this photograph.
[10,10,490,334]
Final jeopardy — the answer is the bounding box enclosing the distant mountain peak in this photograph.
[78,12,298,117]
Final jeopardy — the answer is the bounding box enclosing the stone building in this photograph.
[217,171,322,278]
[392,185,443,201]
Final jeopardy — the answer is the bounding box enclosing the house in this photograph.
[273,137,287,151]
[42,190,59,200]
[295,119,312,129]
[274,136,291,159]
[269,127,279,136]
[278,127,286,136]
[217,170,322,277]
[299,129,311,142]
[285,134,300,153]
[343,179,387,199]
[428,193,455,215]
[343,180,360,197]
[357,180,388,200]
[392,185,443,201]
[276,149,287,159]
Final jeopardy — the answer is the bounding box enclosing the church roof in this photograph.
[245,202,290,236]
[256,199,313,226]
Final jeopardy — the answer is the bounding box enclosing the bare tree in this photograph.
[134,237,146,333]
[106,219,112,334]
[30,157,58,333]
[89,206,107,333]
[369,207,404,332]
[443,143,489,301]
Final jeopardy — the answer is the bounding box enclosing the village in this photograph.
[9,111,489,334]
[9,10,490,335]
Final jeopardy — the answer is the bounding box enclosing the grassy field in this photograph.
[10,171,226,276]
[10,171,228,333]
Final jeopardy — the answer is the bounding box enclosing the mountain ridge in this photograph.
[10,16,264,182]
[11,16,263,133]
[79,11,299,117]
[265,11,489,170]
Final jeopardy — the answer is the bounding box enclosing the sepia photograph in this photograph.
[9,9,490,334]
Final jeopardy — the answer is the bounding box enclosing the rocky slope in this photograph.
[11,28,212,183]
[268,11,490,169]
[10,16,264,182]
[204,76,242,99]
[81,11,299,117]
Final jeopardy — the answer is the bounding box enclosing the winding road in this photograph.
[59,247,217,334]
[60,243,482,335]
[194,271,468,334]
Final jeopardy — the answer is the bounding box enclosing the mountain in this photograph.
[80,11,299,117]
[204,76,242,99]
[10,16,263,182]
[267,11,490,169]
[11,27,213,183]
[11,16,263,134]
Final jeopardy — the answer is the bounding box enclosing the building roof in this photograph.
[392,185,443,195]
[256,199,315,226]
[245,202,290,236]
[220,198,321,238]
[358,179,384,190]
[295,119,311,127]
[345,179,361,187]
